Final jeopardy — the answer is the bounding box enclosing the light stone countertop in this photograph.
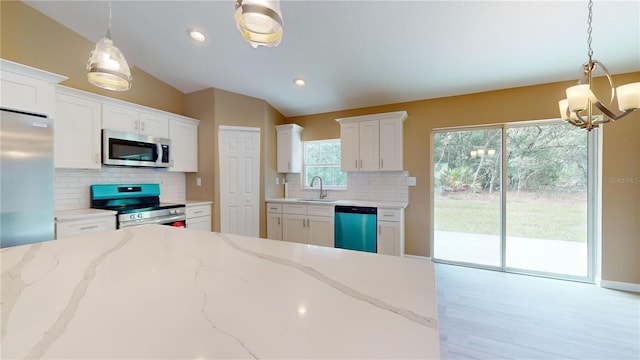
[266,198,408,209]
[185,200,213,207]
[1,225,439,359]
[54,208,117,222]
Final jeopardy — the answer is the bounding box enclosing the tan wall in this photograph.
[601,101,640,285]
[184,89,216,230]
[184,88,274,238]
[265,104,286,199]
[288,73,640,285]
[1,1,183,114]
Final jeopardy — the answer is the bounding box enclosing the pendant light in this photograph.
[87,2,132,91]
[235,0,283,48]
[558,0,639,130]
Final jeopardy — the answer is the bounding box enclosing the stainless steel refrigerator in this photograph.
[1,108,54,248]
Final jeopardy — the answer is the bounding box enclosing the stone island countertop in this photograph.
[1,225,438,359]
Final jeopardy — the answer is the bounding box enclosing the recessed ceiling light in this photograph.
[189,29,206,42]
[294,78,306,86]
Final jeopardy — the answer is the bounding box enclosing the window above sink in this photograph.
[303,139,347,190]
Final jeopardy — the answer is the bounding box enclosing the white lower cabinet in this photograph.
[55,210,116,239]
[277,203,334,247]
[266,203,283,240]
[186,202,212,231]
[377,208,405,256]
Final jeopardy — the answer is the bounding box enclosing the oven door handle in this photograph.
[120,214,186,228]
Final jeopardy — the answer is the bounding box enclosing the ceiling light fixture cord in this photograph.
[107,1,112,39]
[586,0,593,63]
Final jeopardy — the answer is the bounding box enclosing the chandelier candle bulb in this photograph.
[566,84,590,112]
[559,99,569,120]
[617,83,640,111]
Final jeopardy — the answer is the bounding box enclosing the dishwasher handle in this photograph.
[334,206,377,215]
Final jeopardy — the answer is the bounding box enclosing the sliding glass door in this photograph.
[432,128,502,267]
[432,122,595,281]
[505,124,590,278]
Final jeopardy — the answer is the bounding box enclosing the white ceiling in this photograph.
[24,1,640,117]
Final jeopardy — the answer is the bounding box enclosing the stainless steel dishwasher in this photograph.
[334,206,377,253]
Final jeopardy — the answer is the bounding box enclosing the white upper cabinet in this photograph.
[102,103,169,138]
[168,117,199,172]
[1,59,66,116]
[336,111,407,172]
[139,111,169,138]
[275,124,303,173]
[379,118,404,171]
[54,90,102,169]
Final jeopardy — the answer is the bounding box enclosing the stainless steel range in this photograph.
[90,184,185,228]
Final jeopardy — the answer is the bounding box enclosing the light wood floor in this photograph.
[435,263,640,359]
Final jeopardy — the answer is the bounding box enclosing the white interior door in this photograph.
[218,126,260,237]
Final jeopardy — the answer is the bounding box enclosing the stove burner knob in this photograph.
[129,215,135,220]
[170,209,176,215]
[137,213,143,219]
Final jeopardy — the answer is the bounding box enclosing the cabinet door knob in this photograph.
[141,121,145,132]
[278,216,280,225]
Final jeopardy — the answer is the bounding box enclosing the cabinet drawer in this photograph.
[266,203,282,213]
[307,205,334,217]
[187,204,211,218]
[56,217,116,239]
[282,204,307,215]
[377,208,401,222]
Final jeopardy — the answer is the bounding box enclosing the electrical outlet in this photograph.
[407,177,416,186]
[196,177,202,186]
[276,177,279,185]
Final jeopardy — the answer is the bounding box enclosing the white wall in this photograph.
[285,171,409,203]
[55,167,186,211]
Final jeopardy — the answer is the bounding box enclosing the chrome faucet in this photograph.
[310,176,327,199]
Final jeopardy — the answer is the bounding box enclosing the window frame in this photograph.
[302,138,347,190]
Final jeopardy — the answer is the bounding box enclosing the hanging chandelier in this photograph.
[86,2,132,91]
[235,0,283,48]
[558,0,639,131]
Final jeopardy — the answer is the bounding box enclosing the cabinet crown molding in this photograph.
[56,85,199,125]
[1,58,67,84]
[335,111,407,124]
[275,124,304,131]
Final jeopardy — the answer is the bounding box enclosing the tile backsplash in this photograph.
[56,168,407,211]
[55,167,185,211]
[285,171,409,203]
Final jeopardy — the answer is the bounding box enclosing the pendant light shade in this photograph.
[235,0,283,48]
[87,2,131,91]
[87,37,132,91]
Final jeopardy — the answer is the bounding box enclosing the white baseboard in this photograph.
[600,279,640,293]
[403,254,432,261]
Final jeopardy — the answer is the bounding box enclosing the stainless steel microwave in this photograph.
[102,129,171,168]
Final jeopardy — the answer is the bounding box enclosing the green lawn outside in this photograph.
[434,192,588,242]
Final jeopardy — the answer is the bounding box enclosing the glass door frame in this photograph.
[430,120,598,283]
